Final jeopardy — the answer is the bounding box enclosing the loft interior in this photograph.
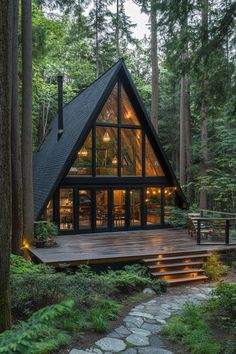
[33,59,187,234]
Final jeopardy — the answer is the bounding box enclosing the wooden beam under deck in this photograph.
[28,228,236,266]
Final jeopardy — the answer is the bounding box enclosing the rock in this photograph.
[143,288,156,295]
[115,326,131,336]
[141,323,161,333]
[121,349,137,354]
[155,318,167,325]
[129,327,151,337]
[149,334,164,347]
[95,338,126,352]
[138,348,174,354]
[124,316,144,328]
[69,350,99,354]
[126,334,149,347]
[109,331,122,338]
[129,312,154,320]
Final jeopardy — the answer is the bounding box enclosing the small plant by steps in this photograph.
[202,253,229,281]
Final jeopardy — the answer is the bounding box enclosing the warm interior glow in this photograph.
[78,146,88,157]
[21,240,29,249]
[112,156,118,165]
[103,131,111,142]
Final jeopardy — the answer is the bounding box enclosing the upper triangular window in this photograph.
[97,84,118,124]
[121,85,140,126]
[145,136,164,176]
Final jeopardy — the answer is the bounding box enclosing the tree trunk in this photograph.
[179,75,186,188]
[95,0,100,78]
[150,0,158,132]
[11,0,23,255]
[22,0,34,244]
[0,0,13,332]
[116,0,120,59]
[199,0,209,210]
[184,75,194,203]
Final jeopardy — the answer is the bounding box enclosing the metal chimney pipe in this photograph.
[57,75,63,140]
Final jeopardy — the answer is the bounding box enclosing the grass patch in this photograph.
[162,303,222,354]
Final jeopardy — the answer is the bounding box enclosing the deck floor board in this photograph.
[29,228,236,265]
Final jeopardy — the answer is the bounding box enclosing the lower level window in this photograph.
[60,188,74,230]
[146,187,161,225]
[164,187,176,223]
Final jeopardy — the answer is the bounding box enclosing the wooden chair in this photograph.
[187,214,212,240]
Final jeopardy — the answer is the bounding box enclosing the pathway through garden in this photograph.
[69,284,213,354]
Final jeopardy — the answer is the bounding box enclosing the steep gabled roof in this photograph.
[33,59,187,219]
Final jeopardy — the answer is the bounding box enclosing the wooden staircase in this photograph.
[143,250,211,286]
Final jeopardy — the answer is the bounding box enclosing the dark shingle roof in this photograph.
[33,59,187,219]
[33,60,122,219]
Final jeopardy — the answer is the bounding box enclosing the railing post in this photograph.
[225,219,229,245]
[200,210,204,217]
[197,219,201,245]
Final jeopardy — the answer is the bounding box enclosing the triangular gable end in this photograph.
[67,80,165,178]
[34,59,187,221]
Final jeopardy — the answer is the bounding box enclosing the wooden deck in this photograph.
[29,228,236,266]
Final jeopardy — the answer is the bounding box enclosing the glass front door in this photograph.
[112,190,127,229]
[130,189,142,227]
[78,189,92,230]
[145,187,162,225]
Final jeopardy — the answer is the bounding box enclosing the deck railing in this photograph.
[195,217,236,245]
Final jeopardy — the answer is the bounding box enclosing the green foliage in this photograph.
[0,299,74,354]
[208,282,236,326]
[203,253,229,281]
[10,255,50,275]
[152,280,168,294]
[162,303,222,354]
[167,207,188,228]
[34,221,58,241]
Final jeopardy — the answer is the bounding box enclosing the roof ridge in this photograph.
[62,59,123,111]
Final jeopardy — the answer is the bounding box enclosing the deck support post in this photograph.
[197,219,201,245]
[225,219,229,245]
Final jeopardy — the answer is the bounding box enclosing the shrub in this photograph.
[10,255,50,275]
[203,253,229,281]
[168,207,188,228]
[162,303,222,354]
[152,280,168,294]
[34,222,58,241]
[208,282,236,325]
[0,299,74,354]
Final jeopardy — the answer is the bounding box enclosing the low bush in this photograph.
[167,207,188,228]
[162,303,222,354]
[202,253,229,281]
[34,221,58,241]
[208,282,236,325]
[0,299,74,354]
[10,254,50,274]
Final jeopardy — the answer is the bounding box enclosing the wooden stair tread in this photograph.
[143,253,210,263]
[148,261,203,269]
[151,268,204,276]
[167,275,208,284]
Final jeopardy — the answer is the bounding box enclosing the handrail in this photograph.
[200,209,236,216]
[194,216,236,245]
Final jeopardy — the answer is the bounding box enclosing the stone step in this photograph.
[151,268,204,279]
[148,261,203,270]
[143,253,210,264]
[167,275,208,286]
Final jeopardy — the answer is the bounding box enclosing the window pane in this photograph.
[130,190,141,227]
[96,190,108,229]
[68,131,92,176]
[121,85,140,125]
[121,128,142,176]
[79,190,92,230]
[96,126,118,176]
[164,187,176,223]
[113,190,126,227]
[146,187,161,225]
[97,84,118,124]
[145,136,164,176]
[60,189,74,230]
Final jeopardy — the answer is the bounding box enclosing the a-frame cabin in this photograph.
[33,59,187,235]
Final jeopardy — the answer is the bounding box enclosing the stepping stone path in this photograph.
[69,285,213,354]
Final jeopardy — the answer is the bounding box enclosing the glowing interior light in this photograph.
[78,146,88,157]
[103,131,111,142]
[112,156,118,165]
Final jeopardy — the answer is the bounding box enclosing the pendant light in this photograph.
[78,146,88,157]
[112,156,118,165]
[103,131,111,142]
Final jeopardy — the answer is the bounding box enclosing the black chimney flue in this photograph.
[57,75,63,140]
